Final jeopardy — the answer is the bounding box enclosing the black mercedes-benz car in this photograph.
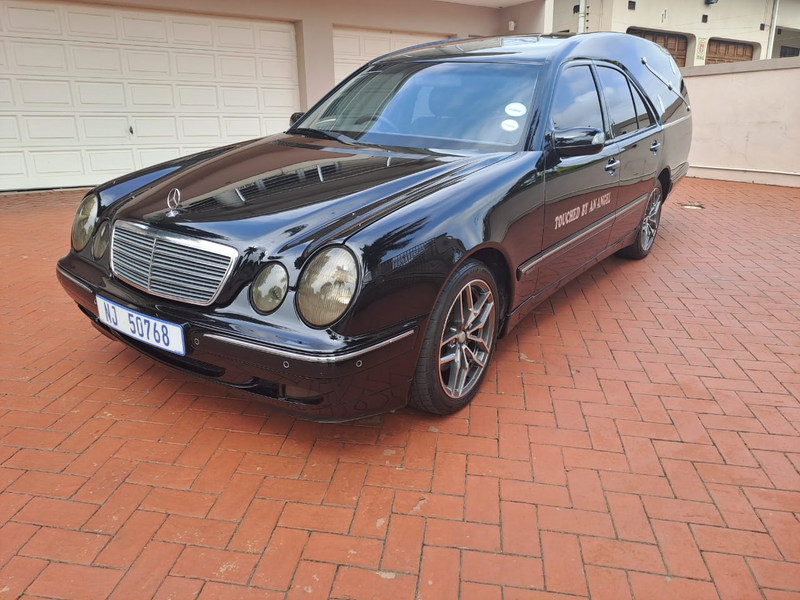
[57,32,691,422]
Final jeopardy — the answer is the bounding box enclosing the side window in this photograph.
[631,84,653,129]
[550,65,604,132]
[597,66,638,138]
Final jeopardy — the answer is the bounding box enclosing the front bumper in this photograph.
[56,259,421,422]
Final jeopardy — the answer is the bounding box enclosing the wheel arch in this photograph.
[658,167,672,200]
[457,244,515,337]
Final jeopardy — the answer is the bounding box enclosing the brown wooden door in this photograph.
[706,39,755,64]
[627,28,688,67]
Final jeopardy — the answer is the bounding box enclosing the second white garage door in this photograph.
[332,27,449,85]
[0,1,300,190]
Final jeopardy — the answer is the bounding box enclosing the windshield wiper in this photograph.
[290,127,360,146]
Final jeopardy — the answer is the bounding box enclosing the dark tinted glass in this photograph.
[550,65,603,132]
[631,84,653,129]
[597,67,638,137]
[300,62,540,151]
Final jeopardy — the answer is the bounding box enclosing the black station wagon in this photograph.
[57,33,692,421]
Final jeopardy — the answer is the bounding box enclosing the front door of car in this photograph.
[533,63,620,295]
[595,65,665,242]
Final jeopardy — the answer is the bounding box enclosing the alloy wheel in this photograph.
[641,186,662,251]
[438,279,496,399]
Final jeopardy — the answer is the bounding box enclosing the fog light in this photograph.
[251,263,289,314]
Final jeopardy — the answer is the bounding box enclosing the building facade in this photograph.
[0,0,797,190]
[545,0,800,66]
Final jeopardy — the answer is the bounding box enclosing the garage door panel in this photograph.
[0,79,13,105]
[129,83,173,109]
[259,27,294,52]
[262,88,297,111]
[137,147,180,169]
[120,15,167,43]
[130,116,176,140]
[24,115,78,141]
[17,79,71,107]
[223,116,260,139]
[10,41,66,70]
[0,116,19,141]
[1,0,300,189]
[217,24,256,49]
[82,116,129,142]
[75,81,126,108]
[174,52,216,78]
[332,27,447,84]
[260,58,296,82]
[219,55,257,79]
[0,152,26,177]
[363,37,392,57]
[333,34,361,57]
[31,150,83,175]
[176,85,217,109]
[65,10,117,39]
[72,45,122,73]
[171,19,214,47]
[221,87,259,110]
[87,148,135,173]
[181,116,221,139]
[6,3,61,34]
[125,49,171,77]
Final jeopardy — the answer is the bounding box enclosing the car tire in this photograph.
[617,179,664,260]
[408,259,500,415]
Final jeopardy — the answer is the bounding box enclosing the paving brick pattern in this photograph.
[1,178,799,599]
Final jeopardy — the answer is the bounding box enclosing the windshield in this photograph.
[294,61,541,152]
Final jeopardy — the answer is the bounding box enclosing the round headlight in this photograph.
[92,221,111,259]
[251,263,289,314]
[297,247,359,327]
[72,193,99,251]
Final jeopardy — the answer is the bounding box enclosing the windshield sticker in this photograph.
[505,103,527,117]
[501,119,520,132]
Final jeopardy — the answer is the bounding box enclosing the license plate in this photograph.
[96,296,185,356]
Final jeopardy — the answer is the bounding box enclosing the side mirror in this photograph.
[289,112,305,126]
[553,127,605,157]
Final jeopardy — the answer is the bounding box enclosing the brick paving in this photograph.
[0,178,799,599]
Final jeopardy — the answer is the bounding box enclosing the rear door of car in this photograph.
[595,64,665,242]
[530,62,620,295]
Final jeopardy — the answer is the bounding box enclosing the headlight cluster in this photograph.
[249,246,359,328]
[71,193,99,251]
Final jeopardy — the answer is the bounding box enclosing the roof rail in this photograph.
[367,36,473,65]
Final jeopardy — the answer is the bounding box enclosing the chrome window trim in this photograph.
[110,220,239,307]
[205,329,415,364]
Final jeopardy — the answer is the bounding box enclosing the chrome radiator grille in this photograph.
[110,222,237,306]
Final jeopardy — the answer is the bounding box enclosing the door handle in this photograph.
[129,126,134,134]
[650,140,661,153]
[605,159,620,173]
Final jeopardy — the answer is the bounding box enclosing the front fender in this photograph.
[342,151,545,337]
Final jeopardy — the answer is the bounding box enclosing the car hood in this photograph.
[112,134,511,258]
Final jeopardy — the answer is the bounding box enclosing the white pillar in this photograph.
[543,0,555,34]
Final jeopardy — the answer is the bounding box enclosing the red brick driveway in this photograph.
[1,179,799,599]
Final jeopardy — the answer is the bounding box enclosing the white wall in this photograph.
[682,58,800,187]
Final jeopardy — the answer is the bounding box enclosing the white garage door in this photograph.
[332,27,448,85]
[0,1,300,190]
